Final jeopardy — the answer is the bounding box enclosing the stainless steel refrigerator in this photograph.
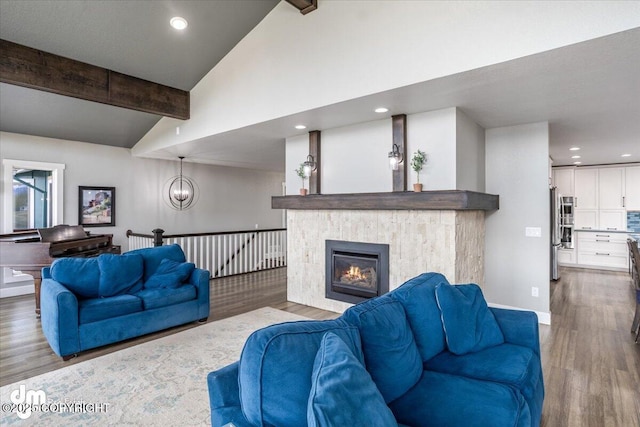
[550,187,561,280]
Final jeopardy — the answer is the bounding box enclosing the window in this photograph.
[13,169,53,230]
[2,159,65,233]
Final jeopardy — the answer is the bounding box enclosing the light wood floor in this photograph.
[540,267,640,427]
[1,267,638,426]
[0,267,335,387]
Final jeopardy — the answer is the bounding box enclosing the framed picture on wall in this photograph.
[78,186,116,227]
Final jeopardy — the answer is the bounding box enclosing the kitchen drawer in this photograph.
[577,252,628,269]
[577,240,627,255]
[577,232,628,243]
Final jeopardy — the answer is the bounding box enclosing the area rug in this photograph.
[0,307,309,426]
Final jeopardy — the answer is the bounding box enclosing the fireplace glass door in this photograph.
[332,252,378,298]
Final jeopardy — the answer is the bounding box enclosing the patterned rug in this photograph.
[0,308,308,426]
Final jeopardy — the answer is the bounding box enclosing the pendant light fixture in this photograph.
[166,156,198,210]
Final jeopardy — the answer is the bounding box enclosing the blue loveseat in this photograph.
[207,272,544,427]
[40,244,210,359]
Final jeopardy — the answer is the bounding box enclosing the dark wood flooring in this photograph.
[0,266,638,426]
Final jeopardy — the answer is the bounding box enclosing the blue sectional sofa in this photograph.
[207,272,544,427]
[40,244,210,359]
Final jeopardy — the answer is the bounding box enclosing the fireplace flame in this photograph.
[345,265,364,280]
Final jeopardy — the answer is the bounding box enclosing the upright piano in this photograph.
[0,225,120,316]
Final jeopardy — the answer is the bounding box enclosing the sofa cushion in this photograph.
[78,294,143,324]
[135,285,197,310]
[127,244,186,281]
[50,257,100,298]
[307,332,397,427]
[343,295,423,403]
[425,343,542,407]
[239,319,362,427]
[144,259,195,289]
[97,253,144,297]
[390,272,450,361]
[389,370,531,427]
[435,283,504,355]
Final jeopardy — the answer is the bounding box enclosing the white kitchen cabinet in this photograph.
[558,248,576,265]
[575,210,598,230]
[553,168,574,196]
[598,167,625,209]
[625,166,640,210]
[576,231,628,270]
[574,168,598,210]
[598,210,626,231]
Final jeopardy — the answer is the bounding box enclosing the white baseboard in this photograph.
[488,302,551,325]
[0,283,35,298]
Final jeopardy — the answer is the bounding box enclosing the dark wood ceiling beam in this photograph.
[392,114,407,192]
[285,0,317,15]
[308,130,321,194]
[0,39,189,120]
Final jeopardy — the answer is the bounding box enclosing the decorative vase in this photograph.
[413,183,423,192]
[300,188,308,196]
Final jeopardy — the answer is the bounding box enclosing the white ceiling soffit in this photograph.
[140,28,640,171]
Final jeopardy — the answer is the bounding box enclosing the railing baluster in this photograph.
[126,227,286,278]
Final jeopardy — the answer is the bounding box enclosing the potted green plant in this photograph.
[295,164,308,195]
[410,150,427,192]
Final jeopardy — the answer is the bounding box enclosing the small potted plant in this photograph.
[410,150,427,192]
[295,164,308,196]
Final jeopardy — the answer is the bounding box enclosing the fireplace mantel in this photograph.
[272,190,498,211]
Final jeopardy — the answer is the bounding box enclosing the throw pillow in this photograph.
[98,253,144,297]
[435,283,504,355]
[342,295,423,403]
[144,258,195,289]
[307,332,398,427]
[50,257,100,298]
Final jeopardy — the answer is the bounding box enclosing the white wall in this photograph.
[485,122,550,320]
[456,109,486,192]
[407,108,457,190]
[0,132,284,249]
[284,107,484,194]
[285,134,308,195]
[322,120,391,194]
[134,0,640,155]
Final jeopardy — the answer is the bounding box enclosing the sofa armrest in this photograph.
[189,268,210,320]
[490,307,540,356]
[208,362,252,427]
[40,278,80,357]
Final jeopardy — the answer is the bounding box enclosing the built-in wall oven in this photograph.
[551,190,575,281]
[559,196,574,249]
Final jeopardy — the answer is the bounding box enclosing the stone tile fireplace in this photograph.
[273,191,498,313]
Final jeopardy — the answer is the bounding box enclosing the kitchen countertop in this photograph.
[574,229,635,234]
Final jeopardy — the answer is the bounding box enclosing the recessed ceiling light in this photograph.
[571,155,581,159]
[374,107,389,113]
[569,147,580,151]
[621,153,631,157]
[573,161,582,165]
[170,17,188,30]
[295,125,306,130]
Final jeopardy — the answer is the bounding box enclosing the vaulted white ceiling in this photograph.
[1,1,638,169]
[0,0,280,147]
